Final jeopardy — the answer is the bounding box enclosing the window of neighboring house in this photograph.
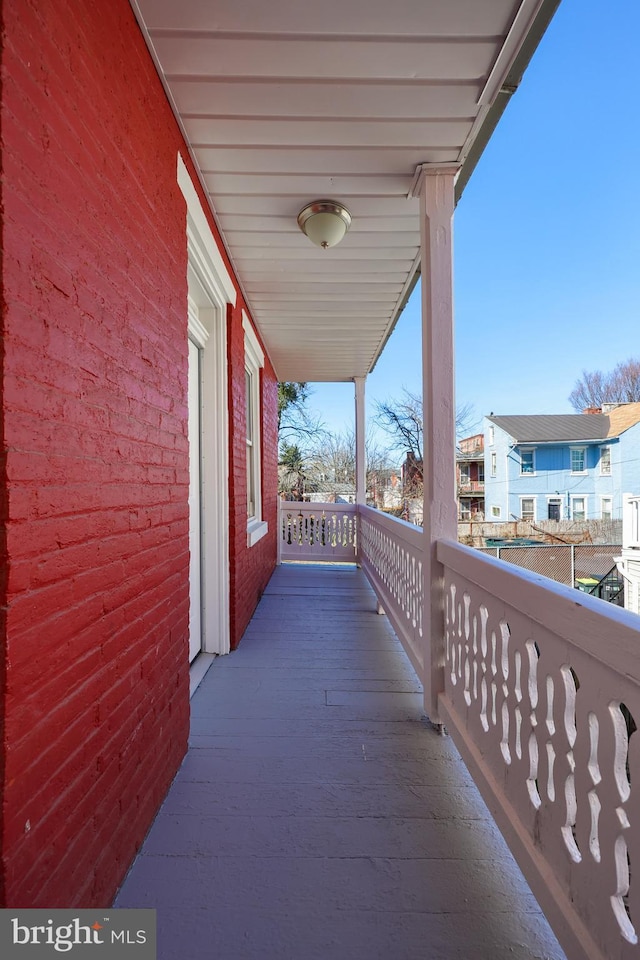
[600,497,613,521]
[459,502,471,520]
[491,505,501,518]
[490,452,497,477]
[459,464,470,485]
[520,448,535,474]
[571,496,586,521]
[243,313,268,547]
[478,462,485,483]
[599,446,612,476]
[570,447,586,474]
[520,497,535,521]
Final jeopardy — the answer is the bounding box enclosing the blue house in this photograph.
[484,403,640,523]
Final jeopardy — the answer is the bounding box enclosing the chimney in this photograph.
[582,407,602,414]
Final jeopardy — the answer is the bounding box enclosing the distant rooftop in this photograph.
[487,403,640,443]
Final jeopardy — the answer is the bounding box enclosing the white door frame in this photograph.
[186,268,230,657]
[179,154,233,657]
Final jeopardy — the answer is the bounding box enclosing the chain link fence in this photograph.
[478,543,624,603]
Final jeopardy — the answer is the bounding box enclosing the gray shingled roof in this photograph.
[487,414,610,443]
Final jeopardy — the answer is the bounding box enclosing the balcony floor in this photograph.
[115,563,566,960]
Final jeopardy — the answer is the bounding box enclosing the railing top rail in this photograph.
[358,504,423,549]
[279,501,356,514]
[437,538,640,681]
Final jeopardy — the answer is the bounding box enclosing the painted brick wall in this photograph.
[227,304,278,650]
[0,0,277,907]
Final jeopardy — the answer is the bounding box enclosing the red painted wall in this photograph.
[0,0,277,906]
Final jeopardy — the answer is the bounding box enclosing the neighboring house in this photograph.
[483,404,640,524]
[457,433,485,519]
[616,494,640,615]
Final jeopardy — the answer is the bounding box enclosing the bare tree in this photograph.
[278,381,326,451]
[306,427,394,502]
[375,388,477,460]
[569,359,640,411]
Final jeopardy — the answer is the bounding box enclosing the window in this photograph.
[459,464,470,485]
[570,447,586,474]
[491,505,501,518]
[490,452,497,477]
[571,496,586,521]
[243,313,268,546]
[601,497,613,521]
[599,446,611,476]
[520,448,535,474]
[520,497,535,521]
[478,462,485,483]
[489,425,495,446]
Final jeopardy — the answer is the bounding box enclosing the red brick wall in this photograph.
[227,304,278,650]
[0,0,277,907]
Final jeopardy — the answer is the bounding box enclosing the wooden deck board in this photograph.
[116,563,566,960]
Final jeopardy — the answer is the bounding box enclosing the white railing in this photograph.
[353,507,640,959]
[358,505,424,677]
[278,501,640,959]
[437,539,640,960]
[278,501,357,562]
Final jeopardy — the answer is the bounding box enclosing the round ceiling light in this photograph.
[297,200,352,249]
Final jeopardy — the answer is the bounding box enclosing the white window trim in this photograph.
[519,447,536,475]
[570,446,587,475]
[243,312,268,547]
[600,496,613,520]
[520,496,536,521]
[571,495,587,520]
[491,505,501,518]
[599,445,612,476]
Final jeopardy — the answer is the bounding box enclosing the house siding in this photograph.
[0,0,277,907]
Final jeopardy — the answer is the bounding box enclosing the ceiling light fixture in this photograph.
[297,200,352,249]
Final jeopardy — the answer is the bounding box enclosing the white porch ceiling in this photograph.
[131,0,559,382]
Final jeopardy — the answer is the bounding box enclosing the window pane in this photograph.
[573,498,585,520]
[600,447,611,475]
[571,448,585,472]
[521,498,534,520]
[521,450,534,474]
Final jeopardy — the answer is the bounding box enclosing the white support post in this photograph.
[417,165,459,724]
[354,377,366,507]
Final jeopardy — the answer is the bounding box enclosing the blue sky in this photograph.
[304,0,640,444]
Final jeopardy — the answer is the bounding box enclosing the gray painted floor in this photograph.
[116,563,566,960]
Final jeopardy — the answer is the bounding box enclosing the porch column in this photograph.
[416,165,459,723]
[354,376,366,506]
